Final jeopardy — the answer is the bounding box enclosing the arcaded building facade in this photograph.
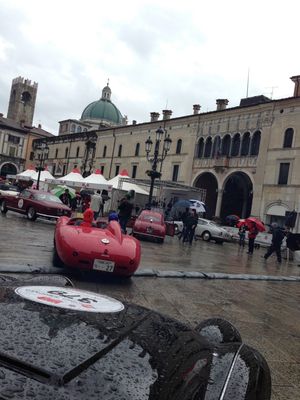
[33,75,300,230]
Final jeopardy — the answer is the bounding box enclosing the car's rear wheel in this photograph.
[202,231,211,241]
[53,244,64,268]
[0,201,7,214]
[157,238,164,244]
[27,207,37,221]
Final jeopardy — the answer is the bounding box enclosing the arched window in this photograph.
[212,136,221,158]
[231,133,241,157]
[118,144,122,157]
[55,148,58,158]
[241,132,250,156]
[65,148,68,158]
[250,131,261,156]
[71,124,76,133]
[283,128,294,148]
[221,134,231,157]
[76,147,80,158]
[176,139,182,154]
[135,143,140,156]
[77,126,82,133]
[197,138,204,158]
[83,128,87,132]
[204,137,212,158]
[103,145,107,158]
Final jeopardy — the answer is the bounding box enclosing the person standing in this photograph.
[118,195,133,234]
[183,209,198,244]
[263,223,285,263]
[90,190,102,220]
[59,189,72,207]
[178,207,190,240]
[247,222,258,254]
[238,225,246,247]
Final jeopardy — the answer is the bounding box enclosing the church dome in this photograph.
[81,83,123,125]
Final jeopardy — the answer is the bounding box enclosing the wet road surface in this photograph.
[0,212,299,399]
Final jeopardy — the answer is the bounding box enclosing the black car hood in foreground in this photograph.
[0,275,270,400]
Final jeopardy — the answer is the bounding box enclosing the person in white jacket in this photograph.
[90,190,103,220]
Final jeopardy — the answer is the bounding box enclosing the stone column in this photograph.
[215,189,223,217]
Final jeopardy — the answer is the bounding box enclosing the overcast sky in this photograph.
[0,0,299,134]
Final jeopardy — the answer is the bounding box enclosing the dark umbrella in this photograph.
[170,200,192,219]
[225,215,240,226]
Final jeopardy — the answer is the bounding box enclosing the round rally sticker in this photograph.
[15,286,124,313]
[18,199,24,208]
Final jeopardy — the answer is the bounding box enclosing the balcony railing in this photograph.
[193,156,257,170]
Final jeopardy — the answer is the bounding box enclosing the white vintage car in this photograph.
[0,183,19,198]
[175,217,232,244]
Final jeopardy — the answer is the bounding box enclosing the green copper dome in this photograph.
[81,84,123,125]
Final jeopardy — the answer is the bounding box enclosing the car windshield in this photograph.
[141,214,161,223]
[33,193,62,203]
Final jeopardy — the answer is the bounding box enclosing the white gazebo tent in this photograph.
[16,166,36,181]
[45,168,85,188]
[82,169,111,190]
[108,169,149,211]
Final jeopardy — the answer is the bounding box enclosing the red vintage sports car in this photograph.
[0,189,71,221]
[132,209,174,243]
[54,216,141,277]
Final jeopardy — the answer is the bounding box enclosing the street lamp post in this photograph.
[145,127,172,206]
[36,142,49,190]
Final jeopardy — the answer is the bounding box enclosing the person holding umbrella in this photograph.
[247,221,259,254]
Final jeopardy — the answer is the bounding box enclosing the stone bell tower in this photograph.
[7,76,38,126]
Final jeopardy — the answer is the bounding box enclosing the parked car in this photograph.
[0,274,271,399]
[0,189,71,221]
[189,199,206,213]
[54,217,141,277]
[132,209,174,243]
[0,183,19,197]
[175,217,232,244]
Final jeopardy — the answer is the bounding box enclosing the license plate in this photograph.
[93,259,115,272]
[146,227,153,233]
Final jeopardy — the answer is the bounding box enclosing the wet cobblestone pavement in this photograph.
[0,213,299,398]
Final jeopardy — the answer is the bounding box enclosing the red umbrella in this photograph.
[245,217,266,232]
[236,219,246,228]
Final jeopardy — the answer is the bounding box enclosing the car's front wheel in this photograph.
[202,231,211,241]
[27,207,37,221]
[0,201,7,214]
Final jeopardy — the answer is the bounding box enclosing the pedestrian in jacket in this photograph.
[263,223,285,263]
[247,222,258,254]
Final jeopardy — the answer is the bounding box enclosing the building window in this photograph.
[76,147,80,157]
[55,148,58,158]
[8,135,20,144]
[278,163,290,185]
[9,146,16,157]
[77,126,82,133]
[176,139,182,154]
[29,151,34,161]
[204,137,212,158]
[231,133,241,157]
[115,165,120,176]
[132,165,137,178]
[283,128,294,148]
[101,165,105,174]
[62,164,67,175]
[71,124,76,133]
[103,145,107,158]
[197,138,204,158]
[241,132,250,156]
[221,134,231,157]
[52,164,56,175]
[212,136,221,158]
[172,165,179,182]
[83,128,87,132]
[65,148,69,158]
[135,143,140,156]
[118,145,122,157]
[250,131,261,156]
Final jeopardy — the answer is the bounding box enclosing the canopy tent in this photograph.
[45,168,112,191]
[108,169,149,195]
[31,170,55,182]
[82,169,112,190]
[16,166,36,181]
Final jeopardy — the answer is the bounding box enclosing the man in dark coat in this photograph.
[263,223,285,263]
[183,209,198,244]
[118,195,133,234]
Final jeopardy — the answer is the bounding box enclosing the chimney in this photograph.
[216,99,229,111]
[132,120,137,125]
[162,109,172,120]
[150,112,160,122]
[290,75,300,97]
[193,104,201,114]
[38,123,42,128]
[0,113,3,118]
